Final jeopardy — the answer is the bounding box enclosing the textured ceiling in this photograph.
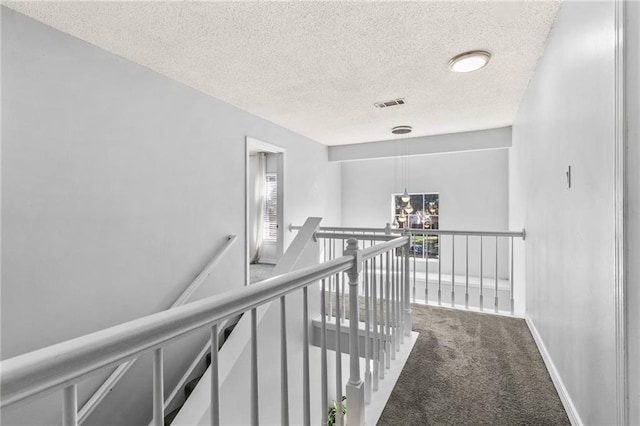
[3,1,561,146]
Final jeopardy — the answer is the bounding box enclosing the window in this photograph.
[392,192,439,258]
[262,174,278,241]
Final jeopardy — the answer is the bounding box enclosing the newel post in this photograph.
[344,238,364,426]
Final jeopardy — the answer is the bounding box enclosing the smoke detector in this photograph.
[391,125,412,135]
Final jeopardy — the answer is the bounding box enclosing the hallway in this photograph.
[378,304,569,425]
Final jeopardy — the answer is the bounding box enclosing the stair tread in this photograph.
[184,375,202,398]
[164,407,181,426]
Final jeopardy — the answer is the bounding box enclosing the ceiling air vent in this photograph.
[374,98,406,108]
[391,125,412,135]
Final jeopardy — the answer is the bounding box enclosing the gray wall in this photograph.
[328,127,511,162]
[339,148,514,308]
[340,148,509,231]
[1,7,340,425]
[510,1,618,424]
[626,0,639,423]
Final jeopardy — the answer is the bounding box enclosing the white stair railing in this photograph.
[75,235,237,424]
[401,229,525,315]
[0,233,411,426]
[292,224,526,316]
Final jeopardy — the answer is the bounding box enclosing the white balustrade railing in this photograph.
[403,228,525,315]
[80,234,237,424]
[292,224,526,316]
[1,233,411,426]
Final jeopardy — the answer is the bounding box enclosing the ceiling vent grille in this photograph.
[374,98,406,108]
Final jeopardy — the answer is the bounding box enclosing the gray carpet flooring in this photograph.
[249,263,275,284]
[377,304,570,425]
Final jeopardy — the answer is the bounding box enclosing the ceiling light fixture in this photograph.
[391,125,412,135]
[448,50,491,73]
[393,125,413,218]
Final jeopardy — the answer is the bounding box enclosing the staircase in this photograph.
[0,219,414,426]
[163,315,241,425]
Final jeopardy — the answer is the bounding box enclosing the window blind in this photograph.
[262,174,277,241]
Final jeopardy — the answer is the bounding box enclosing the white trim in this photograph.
[614,0,627,424]
[525,317,583,426]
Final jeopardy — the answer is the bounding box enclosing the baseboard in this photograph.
[525,317,583,426]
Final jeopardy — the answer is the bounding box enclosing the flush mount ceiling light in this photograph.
[448,50,491,73]
[391,125,412,135]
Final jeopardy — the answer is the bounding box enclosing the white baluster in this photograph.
[510,236,515,315]
[438,236,442,305]
[303,287,311,426]
[480,236,484,311]
[329,239,335,318]
[465,235,469,309]
[410,233,416,303]
[210,324,220,426]
[62,384,78,426]
[399,253,404,345]
[379,255,385,379]
[403,243,412,337]
[396,253,401,346]
[385,251,391,369]
[335,273,344,426]
[412,246,416,303]
[495,236,499,313]
[425,235,429,304]
[321,279,329,426]
[280,296,289,426]
[390,254,396,360]
[451,235,456,307]
[152,348,164,426]
[372,257,379,391]
[396,254,402,348]
[251,308,259,426]
[364,260,372,404]
[341,250,346,324]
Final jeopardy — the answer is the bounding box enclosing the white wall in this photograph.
[0,7,340,425]
[340,148,516,309]
[328,127,511,162]
[626,0,640,423]
[510,1,618,424]
[340,148,509,231]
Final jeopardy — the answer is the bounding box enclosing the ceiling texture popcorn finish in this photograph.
[3,1,561,146]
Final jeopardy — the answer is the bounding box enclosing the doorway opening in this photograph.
[245,137,285,284]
